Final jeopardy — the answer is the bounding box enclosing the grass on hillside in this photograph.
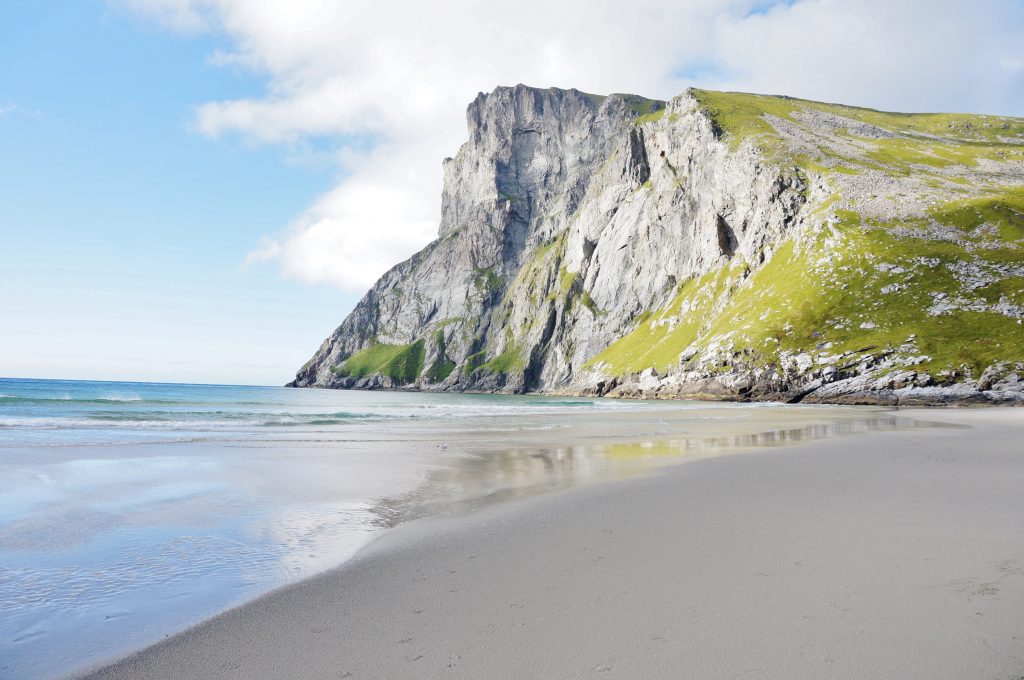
[331,340,425,383]
[689,89,1024,176]
[588,187,1024,380]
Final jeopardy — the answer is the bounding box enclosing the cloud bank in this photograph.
[116,0,1024,291]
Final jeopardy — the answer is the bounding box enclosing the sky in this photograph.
[2,0,1023,386]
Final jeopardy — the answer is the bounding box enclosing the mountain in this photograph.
[289,85,1024,405]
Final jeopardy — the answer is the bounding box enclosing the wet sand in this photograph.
[82,408,1024,680]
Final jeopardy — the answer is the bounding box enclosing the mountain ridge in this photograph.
[289,84,1024,405]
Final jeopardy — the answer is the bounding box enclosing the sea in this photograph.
[0,377,902,679]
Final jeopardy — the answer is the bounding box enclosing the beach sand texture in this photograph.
[83,409,1024,680]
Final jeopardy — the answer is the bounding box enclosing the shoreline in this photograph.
[287,380,1024,407]
[81,408,1024,679]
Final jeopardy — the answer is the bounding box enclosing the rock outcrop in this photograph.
[290,85,1024,405]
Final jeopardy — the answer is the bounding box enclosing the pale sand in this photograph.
[82,409,1024,679]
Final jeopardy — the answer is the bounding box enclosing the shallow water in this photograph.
[0,378,922,679]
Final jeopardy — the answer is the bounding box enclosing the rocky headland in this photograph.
[290,85,1024,405]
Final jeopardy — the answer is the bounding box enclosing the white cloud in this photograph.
[112,0,214,32]
[242,141,440,289]
[707,0,1024,115]
[118,0,1024,292]
[0,103,41,118]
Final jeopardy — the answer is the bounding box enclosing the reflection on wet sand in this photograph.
[371,411,950,528]
[606,413,956,457]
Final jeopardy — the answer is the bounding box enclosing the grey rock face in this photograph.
[292,85,794,390]
[290,85,1024,406]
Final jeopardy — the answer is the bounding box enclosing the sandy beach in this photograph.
[77,407,1024,680]
[0,385,924,679]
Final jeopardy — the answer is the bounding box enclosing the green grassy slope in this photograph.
[590,92,1024,387]
[331,340,425,384]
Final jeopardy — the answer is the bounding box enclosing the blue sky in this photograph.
[1,2,354,385]
[2,0,1021,386]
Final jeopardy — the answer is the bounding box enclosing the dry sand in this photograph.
[82,408,1024,680]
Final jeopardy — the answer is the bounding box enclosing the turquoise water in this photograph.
[0,377,643,447]
[0,378,684,679]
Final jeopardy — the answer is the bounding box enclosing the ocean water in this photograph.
[0,378,906,679]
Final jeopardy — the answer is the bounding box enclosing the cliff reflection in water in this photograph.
[370,412,947,528]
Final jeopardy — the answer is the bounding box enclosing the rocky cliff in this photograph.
[289,85,1024,405]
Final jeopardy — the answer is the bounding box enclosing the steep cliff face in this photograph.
[291,85,1024,405]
